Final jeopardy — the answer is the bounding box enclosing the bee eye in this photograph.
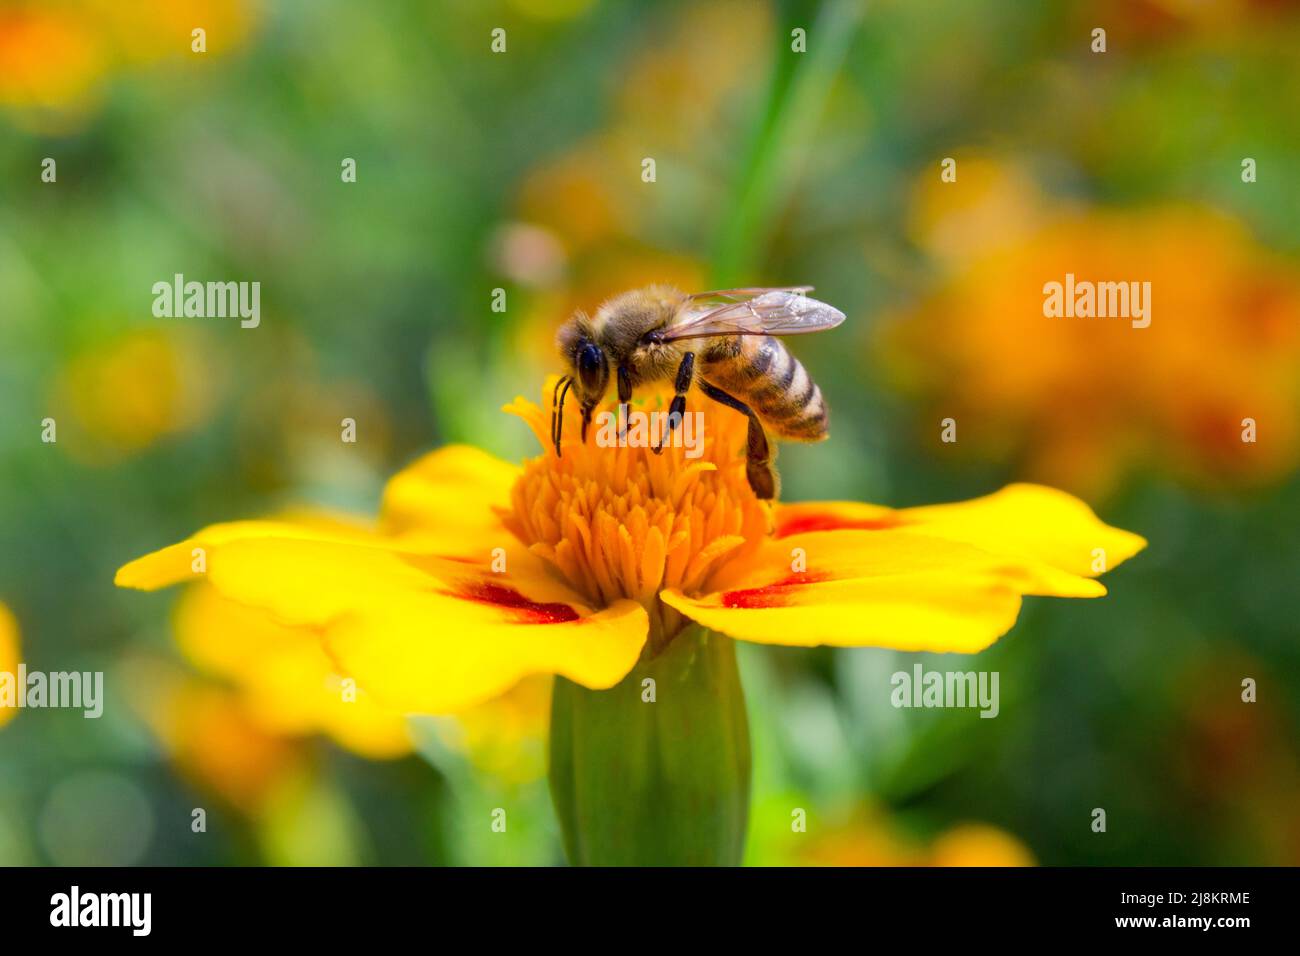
[576,343,604,391]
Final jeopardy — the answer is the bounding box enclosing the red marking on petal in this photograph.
[775,511,903,538]
[721,570,833,609]
[452,583,581,624]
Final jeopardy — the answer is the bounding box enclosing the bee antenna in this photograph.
[553,376,574,457]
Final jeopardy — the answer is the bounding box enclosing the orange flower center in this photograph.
[501,381,771,649]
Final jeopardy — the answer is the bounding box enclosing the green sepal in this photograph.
[548,626,751,866]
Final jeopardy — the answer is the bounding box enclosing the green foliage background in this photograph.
[1,0,1297,865]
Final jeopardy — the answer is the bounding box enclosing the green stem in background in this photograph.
[548,627,751,866]
[711,0,865,286]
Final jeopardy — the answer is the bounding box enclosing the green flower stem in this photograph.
[548,626,751,866]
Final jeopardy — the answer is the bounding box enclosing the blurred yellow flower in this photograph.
[908,154,1049,263]
[884,202,1300,497]
[51,329,219,463]
[141,506,554,789]
[85,0,256,64]
[118,376,1144,716]
[179,583,553,781]
[175,581,413,762]
[423,676,551,785]
[0,602,19,728]
[123,654,368,864]
[794,809,1034,867]
[928,824,1036,867]
[127,660,311,817]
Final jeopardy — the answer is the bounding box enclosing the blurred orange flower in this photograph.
[883,194,1300,497]
[1090,0,1300,41]
[141,669,311,817]
[0,7,105,120]
[1171,655,1300,865]
[793,808,1034,867]
[0,0,258,131]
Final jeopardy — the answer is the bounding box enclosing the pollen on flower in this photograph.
[500,379,771,650]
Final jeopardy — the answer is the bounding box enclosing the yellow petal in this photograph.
[115,519,378,591]
[667,518,1120,652]
[774,483,1146,578]
[380,445,519,551]
[898,483,1146,576]
[120,528,647,713]
[665,531,1038,652]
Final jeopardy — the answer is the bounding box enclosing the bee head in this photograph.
[573,339,609,404]
[557,311,611,406]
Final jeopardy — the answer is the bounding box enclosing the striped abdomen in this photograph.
[699,335,828,441]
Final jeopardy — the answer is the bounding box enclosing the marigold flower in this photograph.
[117,377,1144,864]
[118,379,1144,713]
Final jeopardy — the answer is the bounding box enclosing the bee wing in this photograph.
[684,285,815,303]
[662,288,845,341]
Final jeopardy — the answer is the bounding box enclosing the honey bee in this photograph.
[554,284,846,499]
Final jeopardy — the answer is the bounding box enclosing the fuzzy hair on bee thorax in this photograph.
[561,286,689,392]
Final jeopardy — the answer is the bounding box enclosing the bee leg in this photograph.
[698,380,777,499]
[553,376,574,457]
[653,352,694,454]
[616,365,633,440]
